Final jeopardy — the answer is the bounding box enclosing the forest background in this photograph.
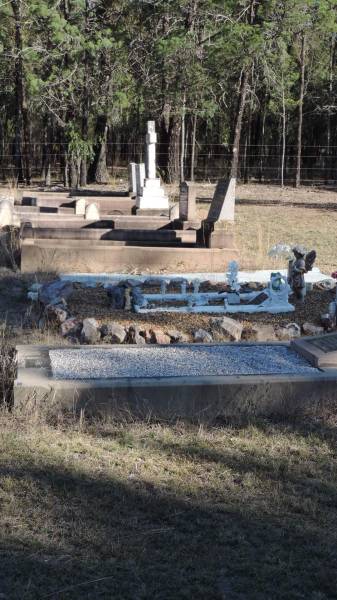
[1,0,337,188]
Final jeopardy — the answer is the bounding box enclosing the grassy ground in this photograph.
[194,184,337,274]
[0,413,337,599]
[175,182,337,274]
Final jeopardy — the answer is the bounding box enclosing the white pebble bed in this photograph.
[49,345,317,380]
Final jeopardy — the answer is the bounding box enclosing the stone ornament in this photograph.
[288,246,316,302]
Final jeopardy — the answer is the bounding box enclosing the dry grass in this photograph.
[0,413,336,599]
[196,199,337,274]
[235,205,337,273]
[195,183,337,274]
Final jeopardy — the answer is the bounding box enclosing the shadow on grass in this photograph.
[236,198,337,211]
[0,455,336,600]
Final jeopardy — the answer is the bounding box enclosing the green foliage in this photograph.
[1,0,337,182]
[67,126,94,161]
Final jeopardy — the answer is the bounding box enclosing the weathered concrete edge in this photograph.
[14,344,337,423]
[20,242,239,274]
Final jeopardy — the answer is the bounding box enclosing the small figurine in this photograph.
[227,260,240,292]
[269,272,292,308]
[287,246,316,302]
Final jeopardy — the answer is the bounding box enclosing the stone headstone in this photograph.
[75,198,86,216]
[129,162,137,194]
[136,122,168,212]
[179,181,196,221]
[227,260,240,292]
[206,177,236,223]
[85,202,100,220]
[135,163,146,196]
[0,197,19,228]
[146,121,157,179]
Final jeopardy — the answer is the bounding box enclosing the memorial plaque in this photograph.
[179,181,196,221]
[292,333,337,369]
[309,335,337,353]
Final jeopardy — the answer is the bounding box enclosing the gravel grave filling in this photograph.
[49,345,317,380]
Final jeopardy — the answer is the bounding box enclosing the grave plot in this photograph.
[24,271,334,348]
[10,120,238,274]
[14,341,337,423]
[132,266,295,315]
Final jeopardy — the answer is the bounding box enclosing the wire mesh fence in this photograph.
[1,142,336,185]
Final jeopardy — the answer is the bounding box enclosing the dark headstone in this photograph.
[207,179,229,222]
[179,181,197,221]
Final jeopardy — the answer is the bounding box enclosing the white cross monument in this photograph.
[136,121,169,212]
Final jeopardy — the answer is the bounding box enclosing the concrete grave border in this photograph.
[14,343,337,423]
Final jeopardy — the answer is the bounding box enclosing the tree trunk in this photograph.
[327,34,336,181]
[80,0,90,188]
[80,106,89,187]
[41,117,52,186]
[258,99,266,183]
[190,114,197,181]
[114,131,121,168]
[167,116,181,183]
[95,129,109,183]
[229,0,257,181]
[295,33,306,188]
[180,92,186,182]
[89,115,109,184]
[11,0,27,183]
[70,158,79,189]
[230,68,249,179]
[281,85,286,188]
[59,127,69,188]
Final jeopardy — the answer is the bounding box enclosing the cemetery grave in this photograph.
[0,118,337,420]
[17,265,334,350]
[131,263,295,314]
[0,121,238,274]
[15,340,337,423]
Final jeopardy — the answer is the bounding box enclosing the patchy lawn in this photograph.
[0,414,336,599]
[192,182,337,274]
